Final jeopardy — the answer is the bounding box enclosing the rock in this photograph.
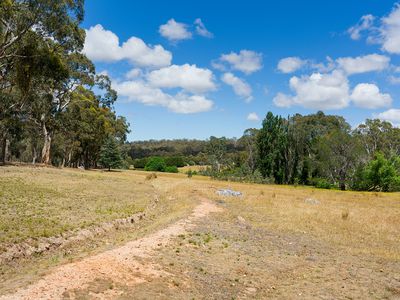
[216,189,242,197]
[305,198,320,205]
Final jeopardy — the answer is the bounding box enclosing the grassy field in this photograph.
[178,165,209,173]
[1,166,399,298]
[0,167,156,246]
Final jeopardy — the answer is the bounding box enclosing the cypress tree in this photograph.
[99,137,123,171]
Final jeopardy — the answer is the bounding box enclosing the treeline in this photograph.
[0,1,129,168]
[254,112,400,191]
[126,138,244,167]
[127,112,400,192]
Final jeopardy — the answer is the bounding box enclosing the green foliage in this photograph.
[99,137,123,171]
[257,112,288,184]
[165,156,185,167]
[133,158,149,169]
[312,178,333,189]
[165,166,179,173]
[145,157,167,172]
[352,153,400,192]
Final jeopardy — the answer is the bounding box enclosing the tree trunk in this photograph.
[41,123,52,164]
[1,138,9,164]
[32,146,37,164]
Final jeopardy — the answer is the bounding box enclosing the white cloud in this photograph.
[311,56,335,73]
[83,25,121,62]
[375,109,400,126]
[273,92,293,108]
[349,4,400,54]
[247,113,260,121]
[159,19,192,41]
[221,72,253,102]
[218,50,263,74]
[277,57,306,73]
[194,18,213,38]
[147,64,216,93]
[336,54,390,75]
[211,60,226,72]
[350,83,392,109]
[348,14,375,40]
[380,4,400,54]
[273,71,350,110]
[83,24,172,68]
[125,68,142,79]
[113,80,213,114]
[388,75,400,84]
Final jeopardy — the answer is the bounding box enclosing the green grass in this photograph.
[0,167,154,247]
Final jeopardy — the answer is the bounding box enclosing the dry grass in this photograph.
[0,167,198,295]
[199,180,400,259]
[1,167,400,298]
[0,166,157,247]
[178,165,209,173]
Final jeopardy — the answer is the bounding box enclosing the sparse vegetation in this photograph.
[0,166,399,299]
[0,167,153,245]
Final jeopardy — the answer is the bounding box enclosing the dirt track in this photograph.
[1,199,222,300]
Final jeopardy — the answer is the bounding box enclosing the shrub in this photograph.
[145,172,157,180]
[352,153,400,192]
[145,157,166,172]
[165,156,185,167]
[133,158,149,169]
[165,166,178,173]
[186,170,197,178]
[313,178,332,189]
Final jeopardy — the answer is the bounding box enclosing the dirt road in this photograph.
[1,199,222,300]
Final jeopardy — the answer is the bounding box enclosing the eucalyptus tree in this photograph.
[0,0,85,163]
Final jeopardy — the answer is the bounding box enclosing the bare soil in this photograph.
[0,199,222,300]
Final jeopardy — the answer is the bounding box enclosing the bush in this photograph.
[165,156,185,167]
[352,153,400,192]
[145,172,157,180]
[133,158,149,169]
[145,157,166,172]
[186,170,197,178]
[165,166,178,173]
[313,178,332,189]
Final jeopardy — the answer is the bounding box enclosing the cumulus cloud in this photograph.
[221,72,253,102]
[83,24,172,68]
[348,4,400,54]
[273,71,350,110]
[348,14,375,40]
[146,64,216,93]
[216,50,263,74]
[277,57,306,73]
[380,4,400,54]
[336,54,390,75]
[113,80,213,114]
[159,19,192,41]
[125,68,142,79]
[273,93,294,108]
[194,18,213,38]
[247,112,260,121]
[350,83,392,109]
[311,56,336,73]
[375,108,400,126]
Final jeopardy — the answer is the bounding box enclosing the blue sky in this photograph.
[82,0,400,141]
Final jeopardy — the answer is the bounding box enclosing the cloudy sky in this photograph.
[83,0,400,141]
